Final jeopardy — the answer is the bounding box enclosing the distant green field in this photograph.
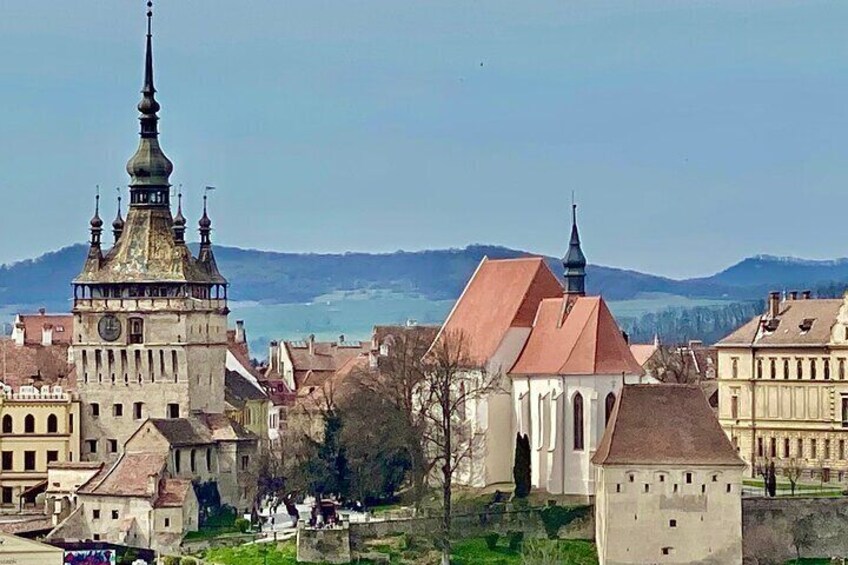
[230,291,733,357]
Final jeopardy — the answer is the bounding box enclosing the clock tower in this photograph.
[72,7,228,461]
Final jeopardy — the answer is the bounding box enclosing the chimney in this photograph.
[12,315,24,346]
[268,341,279,373]
[338,334,345,345]
[235,320,246,344]
[308,334,315,356]
[768,291,780,318]
[38,308,46,316]
[42,324,54,346]
[789,290,798,301]
[802,290,812,300]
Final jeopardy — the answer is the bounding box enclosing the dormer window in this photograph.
[799,318,814,332]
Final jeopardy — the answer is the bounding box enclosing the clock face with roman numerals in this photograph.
[98,315,122,342]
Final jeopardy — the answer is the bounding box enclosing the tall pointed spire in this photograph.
[126,0,173,207]
[563,203,587,296]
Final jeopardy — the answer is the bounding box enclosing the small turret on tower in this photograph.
[112,194,124,241]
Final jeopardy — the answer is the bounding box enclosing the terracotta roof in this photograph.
[147,418,213,447]
[225,369,268,409]
[592,384,744,467]
[0,516,55,535]
[629,343,659,367]
[227,330,263,380]
[436,257,563,365]
[78,452,166,497]
[511,296,643,376]
[154,478,193,508]
[718,298,843,347]
[47,461,103,471]
[259,378,296,407]
[372,324,439,350]
[284,339,369,389]
[0,339,73,389]
[198,412,256,442]
[16,314,73,345]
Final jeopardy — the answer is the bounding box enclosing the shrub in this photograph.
[162,557,180,565]
[235,517,251,533]
[179,558,196,565]
[539,505,589,540]
[484,532,500,550]
[508,531,525,551]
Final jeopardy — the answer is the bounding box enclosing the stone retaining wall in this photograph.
[742,497,848,565]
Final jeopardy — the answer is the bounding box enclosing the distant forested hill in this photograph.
[2,244,848,346]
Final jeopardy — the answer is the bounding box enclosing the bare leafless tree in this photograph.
[646,345,699,384]
[420,329,501,565]
[783,458,803,496]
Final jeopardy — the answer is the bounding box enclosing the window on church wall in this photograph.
[756,359,763,379]
[840,440,845,460]
[757,437,763,457]
[797,359,803,379]
[175,450,181,473]
[811,439,818,459]
[783,359,789,379]
[168,404,179,419]
[797,438,804,458]
[2,415,12,434]
[573,393,584,451]
[134,402,143,420]
[731,358,738,379]
[769,358,776,379]
[840,359,846,380]
[147,350,154,381]
[784,438,790,458]
[24,415,35,434]
[605,393,615,427]
[811,359,817,380]
[825,439,831,460]
[91,403,99,418]
[47,414,58,434]
[824,359,831,380]
[159,350,165,377]
[129,318,143,344]
[769,438,776,458]
[172,351,179,379]
[730,396,738,420]
[206,448,212,472]
[190,449,196,473]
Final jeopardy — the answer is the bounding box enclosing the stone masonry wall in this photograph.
[742,497,848,565]
[297,523,352,564]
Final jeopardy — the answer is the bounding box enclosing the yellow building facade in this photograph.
[717,292,848,480]
[0,386,80,511]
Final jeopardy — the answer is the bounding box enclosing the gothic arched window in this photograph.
[573,393,584,451]
[47,414,58,434]
[2,415,12,434]
[24,414,35,434]
[605,393,616,427]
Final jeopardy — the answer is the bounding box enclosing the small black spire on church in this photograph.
[89,191,103,248]
[173,192,187,243]
[199,194,212,246]
[112,194,124,241]
[563,203,586,296]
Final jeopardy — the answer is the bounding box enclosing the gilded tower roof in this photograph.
[75,3,225,286]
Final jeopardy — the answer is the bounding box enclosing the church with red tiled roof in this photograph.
[436,205,644,496]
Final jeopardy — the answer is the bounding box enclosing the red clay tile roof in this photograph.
[154,479,193,508]
[0,516,55,535]
[436,257,563,365]
[0,339,73,389]
[198,412,256,442]
[17,313,73,345]
[78,452,166,497]
[629,343,659,367]
[511,296,643,376]
[592,384,744,467]
[284,339,370,389]
[146,418,214,447]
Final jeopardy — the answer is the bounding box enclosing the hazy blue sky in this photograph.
[0,1,845,278]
